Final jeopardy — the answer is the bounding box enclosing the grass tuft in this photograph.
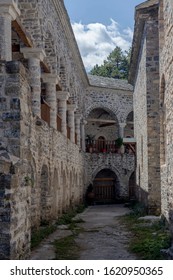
[31,225,56,249]
[121,203,171,259]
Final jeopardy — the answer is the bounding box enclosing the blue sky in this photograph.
[64,0,142,71]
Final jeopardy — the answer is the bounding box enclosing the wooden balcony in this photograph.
[41,99,50,126]
[75,133,77,145]
[57,114,62,132]
[86,139,136,154]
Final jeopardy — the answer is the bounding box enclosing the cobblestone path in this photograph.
[31,205,137,260]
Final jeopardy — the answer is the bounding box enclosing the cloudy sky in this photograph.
[64,0,142,71]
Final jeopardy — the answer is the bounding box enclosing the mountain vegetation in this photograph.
[90,46,131,80]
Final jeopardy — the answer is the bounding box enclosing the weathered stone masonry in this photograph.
[0,0,134,259]
[129,0,161,215]
[130,0,173,256]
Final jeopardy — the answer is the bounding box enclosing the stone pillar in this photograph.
[21,48,45,117]
[0,0,20,61]
[81,120,87,151]
[67,104,76,143]
[75,113,81,147]
[57,91,69,136]
[42,74,58,129]
[119,123,126,138]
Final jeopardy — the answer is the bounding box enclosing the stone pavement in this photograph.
[30,204,137,260]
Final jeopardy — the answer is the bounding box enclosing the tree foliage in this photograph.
[90,46,131,80]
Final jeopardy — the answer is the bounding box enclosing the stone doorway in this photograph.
[93,169,120,204]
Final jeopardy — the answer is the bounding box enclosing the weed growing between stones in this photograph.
[31,204,86,250]
[56,204,86,225]
[31,225,56,249]
[121,203,171,259]
[53,235,80,260]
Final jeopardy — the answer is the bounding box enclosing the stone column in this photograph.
[119,123,126,138]
[21,48,45,117]
[42,74,58,129]
[0,0,20,61]
[81,120,87,151]
[67,104,76,143]
[75,113,82,147]
[57,91,69,136]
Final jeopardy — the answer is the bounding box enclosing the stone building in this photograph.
[0,0,134,259]
[129,0,161,215]
[130,0,173,255]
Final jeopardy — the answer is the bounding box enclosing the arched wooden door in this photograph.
[93,169,120,204]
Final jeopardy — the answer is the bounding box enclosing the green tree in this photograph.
[90,46,131,80]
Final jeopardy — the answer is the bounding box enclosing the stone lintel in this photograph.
[21,47,46,61]
[57,91,69,101]
[42,73,59,85]
[0,0,20,19]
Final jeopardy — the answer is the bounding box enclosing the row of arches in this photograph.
[30,162,84,229]
[85,108,134,153]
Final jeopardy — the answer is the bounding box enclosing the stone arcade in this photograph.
[1,0,173,260]
[0,0,135,259]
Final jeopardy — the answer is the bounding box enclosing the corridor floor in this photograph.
[31,204,137,260]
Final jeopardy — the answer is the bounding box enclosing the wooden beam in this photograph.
[94,178,115,181]
[40,61,50,74]
[12,19,33,47]
[87,118,116,123]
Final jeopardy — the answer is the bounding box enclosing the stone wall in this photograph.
[0,60,86,259]
[129,1,161,215]
[0,0,135,259]
[160,0,173,241]
[133,36,148,204]
[86,153,135,199]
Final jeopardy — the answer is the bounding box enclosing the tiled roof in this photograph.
[88,74,133,91]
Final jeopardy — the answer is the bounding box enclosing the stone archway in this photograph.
[93,169,120,204]
[52,168,59,218]
[40,164,50,224]
[85,107,119,153]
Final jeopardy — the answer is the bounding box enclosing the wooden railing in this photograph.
[57,114,62,132]
[67,125,71,140]
[86,140,136,154]
[41,100,50,126]
[75,133,77,145]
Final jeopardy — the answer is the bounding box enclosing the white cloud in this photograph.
[71,19,133,71]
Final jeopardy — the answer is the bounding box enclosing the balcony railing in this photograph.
[67,125,71,140]
[86,140,136,154]
[41,100,50,126]
[75,133,77,145]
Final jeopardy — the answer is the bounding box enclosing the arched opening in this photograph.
[129,172,136,199]
[52,169,59,218]
[40,164,50,224]
[160,74,166,165]
[86,107,118,153]
[93,169,120,204]
[61,170,67,213]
